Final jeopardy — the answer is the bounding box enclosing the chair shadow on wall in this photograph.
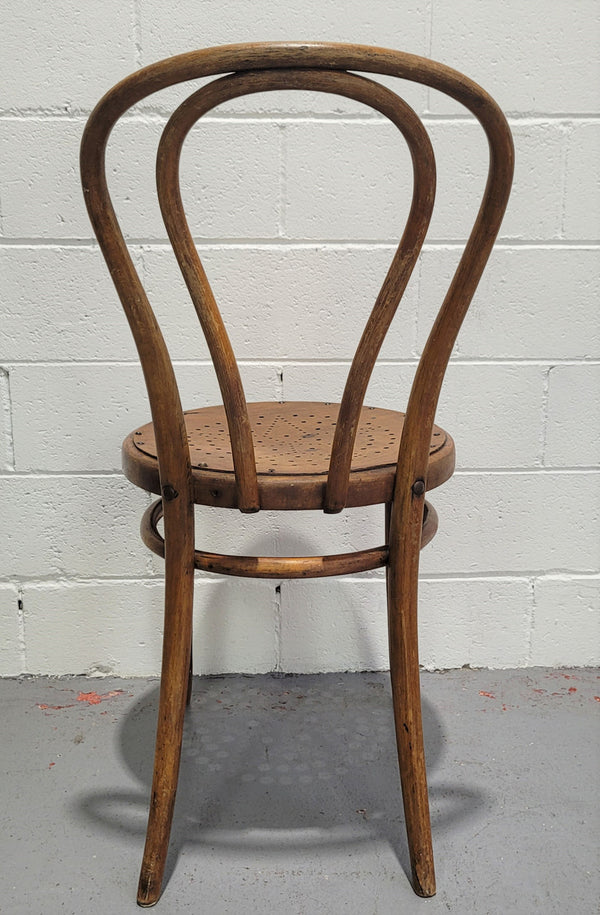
[73,527,489,896]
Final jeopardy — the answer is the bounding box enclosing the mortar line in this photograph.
[5,571,598,587]
[0,164,4,234]
[2,357,599,366]
[1,237,599,249]
[132,0,142,69]
[0,368,16,471]
[425,0,434,113]
[559,122,571,238]
[526,576,536,665]
[412,240,424,355]
[3,107,599,122]
[16,585,26,672]
[278,123,287,237]
[540,364,553,467]
[275,363,284,401]
[1,466,596,479]
[274,582,283,673]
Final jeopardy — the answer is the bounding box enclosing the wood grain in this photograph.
[80,41,514,906]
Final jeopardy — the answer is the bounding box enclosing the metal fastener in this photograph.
[412,479,426,497]
[162,484,179,502]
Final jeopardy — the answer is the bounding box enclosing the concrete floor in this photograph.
[1,668,598,915]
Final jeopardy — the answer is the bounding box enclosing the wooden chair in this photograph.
[80,42,513,907]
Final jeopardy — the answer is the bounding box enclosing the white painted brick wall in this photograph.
[1,2,598,676]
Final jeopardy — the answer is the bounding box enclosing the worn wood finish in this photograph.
[80,41,513,907]
[123,423,454,511]
[124,401,454,510]
[385,494,435,895]
[155,67,435,514]
[140,497,439,579]
[137,490,195,906]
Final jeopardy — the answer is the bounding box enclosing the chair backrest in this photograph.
[81,42,514,514]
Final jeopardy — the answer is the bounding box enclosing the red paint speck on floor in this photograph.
[76,690,123,705]
[568,687,577,693]
[48,762,55,769]
[479,691,496,699]
[37,703,76,710]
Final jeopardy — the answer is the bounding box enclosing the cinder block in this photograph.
[419,577,532,669]
[23,578,278,676]
[0,117,280,241]
[142,244,414,361]
[431,121,565,241]
[9,362,279,472]
[191,578,278,674]
[280,578,388,673]
[192,505,283,566]
[2,1,135,110]
[420,472,600,575]
[281,361,367,406]
[417,247,600,360]
[0,246,138,362]
[10,364,147,473]
[270,505,384,561]
[0,476,152,579]
[105,118,281,240]
[281,362,544,469]
[499,123,566,240]
[430,0,600,114]
[563,122,600,240]
[139,1,428,115]
[284,121,413,241]
[281,576,534,673]
[426,121,565,241]
[0,119,90,238]
[284,120,565,242]
[430,364,544,469]
[545,364,600,467]
[367,363,544,469]
[530,577,600,667]
[0,584,22,676]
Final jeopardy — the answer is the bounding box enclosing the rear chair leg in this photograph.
[385,501,436,897]
[137,496,195,907]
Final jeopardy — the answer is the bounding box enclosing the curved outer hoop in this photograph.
[140,497,439,578]
[80,41,514,518]
[156,68,435,514]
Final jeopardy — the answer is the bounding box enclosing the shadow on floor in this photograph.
[74,672,488,894]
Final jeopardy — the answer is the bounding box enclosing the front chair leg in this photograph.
[137,495,195,907]
[385,500,436,898]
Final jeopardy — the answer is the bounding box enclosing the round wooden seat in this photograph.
[123,401,455,510]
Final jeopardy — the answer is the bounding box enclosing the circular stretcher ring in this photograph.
[140,498,438,579]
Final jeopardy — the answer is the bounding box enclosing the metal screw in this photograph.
[162,484,179,502]
[412,479,426,497]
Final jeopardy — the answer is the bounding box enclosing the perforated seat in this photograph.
[123,401,454,510]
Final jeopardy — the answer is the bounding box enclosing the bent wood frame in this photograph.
[81,42,514,908]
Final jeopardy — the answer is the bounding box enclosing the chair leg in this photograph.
[137,496,195,908]
[385,502,436,898]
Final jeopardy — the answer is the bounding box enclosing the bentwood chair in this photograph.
[81,42,513,906]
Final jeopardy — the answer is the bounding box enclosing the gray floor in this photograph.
[1,668,598,915]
